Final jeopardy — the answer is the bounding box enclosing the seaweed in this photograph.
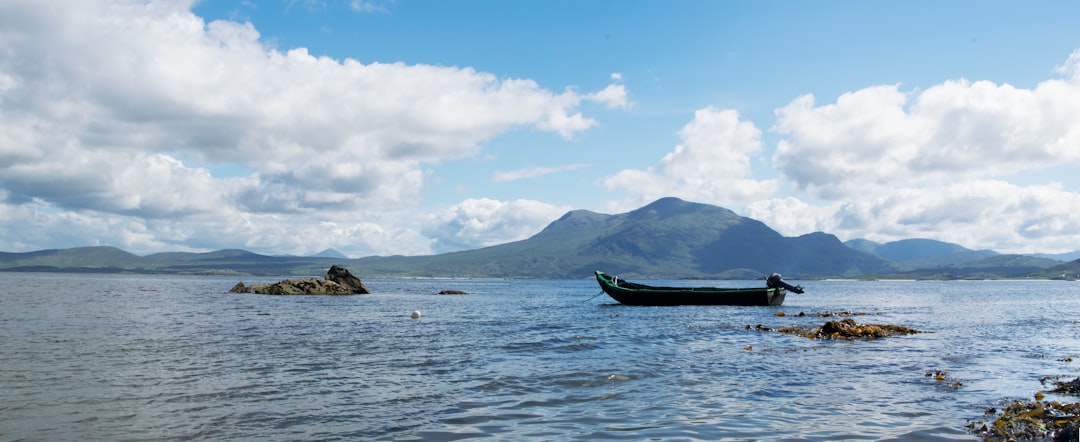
[765,318,921,340]
[926,369,964,390]
[1043,376,1080,396]
[971,398,1080,441]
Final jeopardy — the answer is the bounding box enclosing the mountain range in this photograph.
[1,197,1075,279]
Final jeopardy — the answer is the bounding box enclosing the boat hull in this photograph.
[595,271,786,306]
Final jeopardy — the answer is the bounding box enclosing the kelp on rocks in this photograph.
[767,318,921,340]
[973,398,1080,441]
[971,376,1080,441]
[926,369,964,390]
[1044,376,1080,395]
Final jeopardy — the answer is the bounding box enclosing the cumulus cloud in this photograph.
[759,54,1080,253]
[750,181,1080,254]
[423,199,571,254]
[1054,48,1080,80]
[604,50,1080,255]
[0,0,622,255]
[773,78,1080,199]
[603,107,778,209]
[587,83,630,109]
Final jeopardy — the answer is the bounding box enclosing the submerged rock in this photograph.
[229,265,370,295]
[973,399,1080,441]
[772,318,921,340]
[1046,376,1080,395]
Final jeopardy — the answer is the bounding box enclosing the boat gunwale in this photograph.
[594,270,785,306]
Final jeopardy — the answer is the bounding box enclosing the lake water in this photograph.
[2,272,1079,441]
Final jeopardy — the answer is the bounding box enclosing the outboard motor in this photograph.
[766,273,804,294]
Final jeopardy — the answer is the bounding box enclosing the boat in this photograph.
[594,271,803,306]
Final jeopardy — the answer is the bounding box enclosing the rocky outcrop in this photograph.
[326,264,370,294]
[229,265,371,295]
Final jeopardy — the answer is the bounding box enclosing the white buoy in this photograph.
[410,310,422,319]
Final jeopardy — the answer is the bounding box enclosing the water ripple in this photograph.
[4,274,1080,440]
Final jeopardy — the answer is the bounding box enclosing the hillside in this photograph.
[1028,259,1080,280]
[844,238,998,270]
[2,197,1069,279]
[0,246,144,271]
[349,197,892,278]
[1,247,338,275]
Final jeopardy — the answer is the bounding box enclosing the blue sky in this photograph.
[3,0,1080,257]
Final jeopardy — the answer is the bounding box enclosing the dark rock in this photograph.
[977,399,1080,441]
[773,318,920,340]
[1047,377,1080,395]
[326,264,370,294]
[228,266,370,295]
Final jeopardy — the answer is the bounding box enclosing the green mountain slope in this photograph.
[0,246,143,270]
[1025,258,1080,280]
[350,197,892,278]
[5,197,1059,279]
[844,238,998,270]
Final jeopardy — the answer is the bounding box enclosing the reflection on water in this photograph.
[2,273,1079,440]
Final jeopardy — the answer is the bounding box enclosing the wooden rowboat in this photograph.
[594,271,803,306]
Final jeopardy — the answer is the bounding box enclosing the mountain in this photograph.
[313,248,349,259]
[1027,258,1080,280]
[878,254,1062,279]
[1,197,1063,279]
[348,197,892,279]
[844,238,998,270]
[844,238,881,255]
[0,246,143,271]
[0,247,336,276]
[1029,251,1080,262]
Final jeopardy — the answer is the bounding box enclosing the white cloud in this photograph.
[603,107,778,209]
[761,55,1080,253]
[423,199,571,253]
[606,49,1080,255]
[773,78,1080,199]
[350,0,391,13]
[587,84,630,109]
[750,181,1080,254]
[0,0,623,255]
[492,164,588,183]
[1054,48,1080,81]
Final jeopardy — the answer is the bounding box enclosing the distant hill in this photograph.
[1,197,1070,279]
[1028,258,1080,280]
[875,254,1062,279]
[0,246,143,271]
[844,238,998,270]
[844,239,881,255]
[1,246,336,275]
[1029,251,1080,262]
[313,248,349,259]
[349,197,893,279]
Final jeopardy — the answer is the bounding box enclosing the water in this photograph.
[2,273,1079,441]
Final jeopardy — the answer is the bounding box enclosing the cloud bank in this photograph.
[606,50,1080,254]
[0,0,620,256]
[5,1,1080,258]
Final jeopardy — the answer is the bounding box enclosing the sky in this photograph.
[3,0,1080,258]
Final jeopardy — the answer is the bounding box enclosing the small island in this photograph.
[229,265,370,295]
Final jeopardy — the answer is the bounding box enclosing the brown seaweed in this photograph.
[769,318,921,340]
[971,398,1080,441]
